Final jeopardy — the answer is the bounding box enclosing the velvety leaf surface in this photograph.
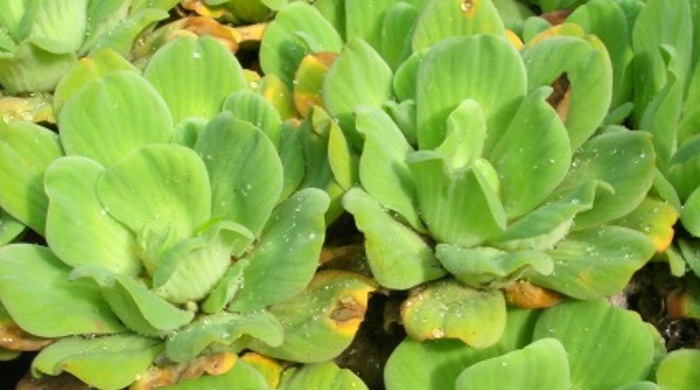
[230,189,329,312]
[530,226,655,299]
[153,221,254,304]
[195,113,283,238]
[455,338,569,390]
[655,349,700,390]
[165,311,283,363]
[356,106,423,231]
[487,87,571,219]
[53,48,139,113]
[412,0,506,51]
[381,2,420,70]
[613,196,678,251]
[522,34,612,150]
[201,259,248,314]
[59,71,173,167]
[385,308,540,390]
[144,36,246,122]
[260,2,343,87]
[97,144,211,269]
[323,38,393,147]
[280,362,368,390]
[436,99,487,169]
[327,115,359,190]
[160,359,268,390]
[27,0,88,54]
[408,152,506,247]
[0,120,62,235]
[558,132,655,230]
[343,188,446,289]
[32,335,163,390]
[436,244,553,288]
[401,278,506,347]
[85,8,168,57]
[45,156,141,276]
[393,50,426,102]
[0,42,77,93]
[0,244,124,337]
[345,0,395,54]
[416,35,526,150]
[222,90,282,147]
[533,300,655,389]
[248,270,376,363]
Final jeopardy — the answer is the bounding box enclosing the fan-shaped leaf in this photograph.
[222,90,282,147]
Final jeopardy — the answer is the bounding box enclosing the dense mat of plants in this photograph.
[0,0,699,389]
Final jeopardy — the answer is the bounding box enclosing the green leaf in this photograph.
[323,38,393,148]
[165,311,283,363]
[222,90,283,147]
[0,244,124,337]
[393,49,426,102]
[75,269,194,337]
[201,259,248,314]
[356,106,423,232]
[381,2,420,70]
[412,0,506,51]
[385,308,540,390]
[0,42,77,93]
[0,209,24,246]
[613,383,661,390]
[144,36,246,122]
[407,152,506,247]
[436,245,553,288]
[521,34,613,150]
[97,144,211,270]
[529,226,655,299]
[248,270,376,363]
[260,2,343,88]
[45,156,141,276]
[278,123,306,200]
[327,115,359,190]
[153,221,254,304]
[668,136,700,201]
[402,278,506,347]
[487,87,572,219]
[195,113,283,238]
[86,8,168,56]
[455,338,569,390]
[0,120,62,235]
[559,132,655,229]
[416,35,526,150]
[59,71,173,167]
[159,359,268,390]
[682,187,700,237]
[632,0,693,123]
[280,362,369,390]
[493,0,535,36]
[613,196,678,252]
[656,349,700,390]
[436,99,487,170]
[488,180,600,251]
[27,0,89,54]
[53,48,139,113]
[343,188,446,289]
[533,300,655,389]
[230,189,329,312]
[345,0,395,55]
[32,334,163,390]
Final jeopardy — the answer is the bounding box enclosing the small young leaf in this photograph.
[436,99,487,170]
[32,334,163,390]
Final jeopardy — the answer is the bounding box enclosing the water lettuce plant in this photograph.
[0,35,376,388]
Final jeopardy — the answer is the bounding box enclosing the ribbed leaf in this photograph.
[59,71,173,167]
[222,90,282,147]
[144,36,246,122]
[45,156,141,276]
[345,0,395,54]
[343,188,446,289]
[32,335,162,390]
[682,187,700,237]
[0,42,76,93]
[0,244,124,337]
[436,99,486,169]
[381,2,420,70]
[230,189,329,312]
[28,0,89,54]
[0,120,62,235]
[195,113,283,238]
[280,362,368,390]
[416,35,526,150]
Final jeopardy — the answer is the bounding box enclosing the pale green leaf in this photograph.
[280,362,368,390]
[656,349,700,390]
[222,90,283,147]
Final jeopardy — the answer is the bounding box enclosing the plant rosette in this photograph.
[0,35,376,389]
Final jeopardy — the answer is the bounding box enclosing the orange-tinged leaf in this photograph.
[129,352,236,389]
[505,29,524,50]
[505,281,563,309]
[612,197,678,252]
[293,53,337,117]
[240,352,284,388]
